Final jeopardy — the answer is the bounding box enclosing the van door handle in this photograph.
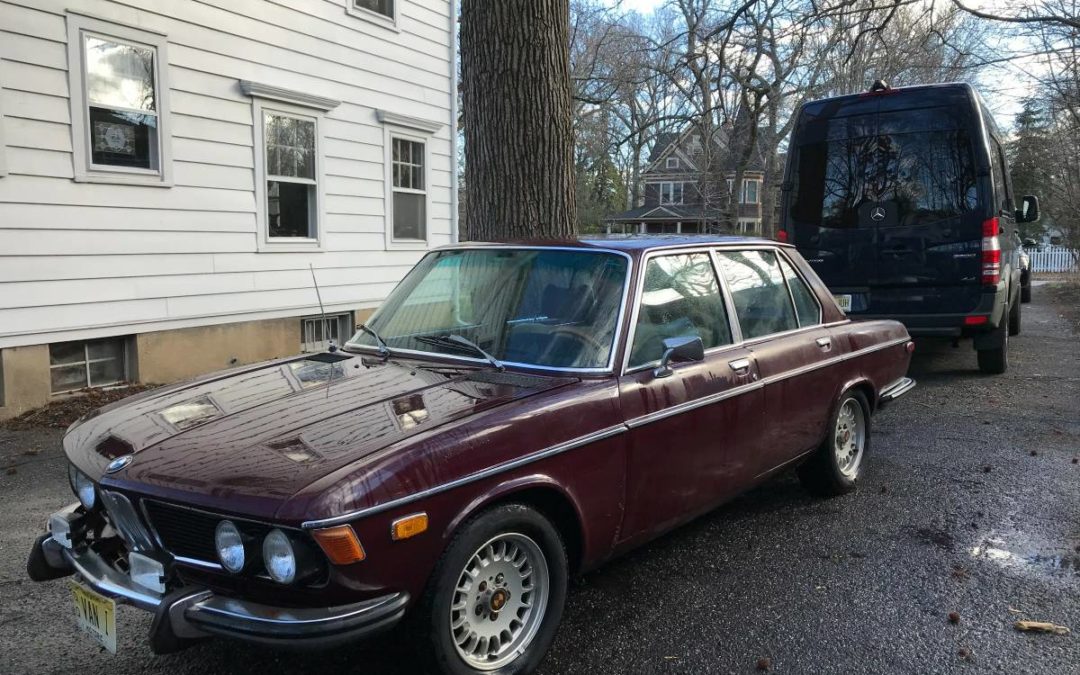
[729,358,751,376]
[816,337,832,351]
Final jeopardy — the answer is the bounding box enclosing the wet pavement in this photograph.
[1,289,1077,674]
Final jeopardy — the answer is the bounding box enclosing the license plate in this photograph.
[834,294,853,312]
[70,580,117,654]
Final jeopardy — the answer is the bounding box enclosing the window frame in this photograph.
[742,178,760,204]
[300,311,355,353]
[659,181,684,205]
[384,126,432,249]
[344,0,399,31]
[665,157,679,169]
[776,250,823,327]
[48,337,130,395]
[252,98,328,252]
[65,13,172,186]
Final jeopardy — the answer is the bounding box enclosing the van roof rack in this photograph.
[870,80,890,92]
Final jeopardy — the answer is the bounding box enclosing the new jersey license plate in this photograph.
[833,294,853,312]
[70,580,117,654]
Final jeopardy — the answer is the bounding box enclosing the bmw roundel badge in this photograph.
[105,455,133,473]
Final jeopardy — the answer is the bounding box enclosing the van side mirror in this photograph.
[654,336,705,379]
[1017,195,1040,223]
[1023,237,1038,248]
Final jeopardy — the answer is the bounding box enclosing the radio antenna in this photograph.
[309,264,337,353]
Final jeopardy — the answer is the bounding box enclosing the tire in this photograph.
[1021,282,1032,304]
[977,319,1008,375]
[1008,292,1022,336]
[414,504,568,675]
[798,390,871,497]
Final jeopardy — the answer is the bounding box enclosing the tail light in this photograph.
[981,217,1001,286]
[776,229,788,243]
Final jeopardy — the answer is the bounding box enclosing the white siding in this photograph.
[0,0,455,348]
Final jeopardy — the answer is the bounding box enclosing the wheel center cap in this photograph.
[490,588,509,612]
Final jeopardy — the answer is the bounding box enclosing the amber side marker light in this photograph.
[391,513,429,541]
[312,525,366,565]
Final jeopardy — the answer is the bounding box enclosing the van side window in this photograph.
[777,256,822,327]
[714,250,799,339]
[990,138,1012,212]
[628,253,733,367]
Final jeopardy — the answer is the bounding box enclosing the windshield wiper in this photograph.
[353,323,391,358]
[418,334,504,371]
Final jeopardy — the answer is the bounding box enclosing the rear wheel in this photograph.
[977,315,1009,375]
[416,504,568,675]
[798,390,870,497]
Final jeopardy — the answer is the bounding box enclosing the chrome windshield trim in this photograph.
[302,424,629,529]
[344,246,634,375]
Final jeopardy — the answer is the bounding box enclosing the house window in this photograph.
[346,0,398,28]
[666,157,679,169]
[301,312,354,352]
[391,137,427,241]
[66,15,171,185]
[49,338,128,394]
[660,182,683,205]
[357,0,393,18]
[264,111,318,239]
[742,179,760,204]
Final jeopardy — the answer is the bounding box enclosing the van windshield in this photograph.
[791,108,979,228]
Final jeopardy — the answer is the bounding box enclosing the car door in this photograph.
[617,251,763,545]
[714,248,837,477]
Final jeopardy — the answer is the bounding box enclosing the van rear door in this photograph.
[787,89,985,315]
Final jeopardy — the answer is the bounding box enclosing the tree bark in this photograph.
[460,0,577,240]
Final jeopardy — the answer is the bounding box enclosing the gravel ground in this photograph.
[1,288,1077,675]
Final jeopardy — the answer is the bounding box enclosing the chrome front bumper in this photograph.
[28,514,409,651]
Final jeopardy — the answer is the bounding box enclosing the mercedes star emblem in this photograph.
[870,206,886,222]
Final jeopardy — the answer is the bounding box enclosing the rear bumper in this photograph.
[27,509,408,651]
[853,288,1006,338]
[878,377,916,407]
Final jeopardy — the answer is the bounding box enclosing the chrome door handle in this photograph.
[729,358,751,375]
[816,337,832,351]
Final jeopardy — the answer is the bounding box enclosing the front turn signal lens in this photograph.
[391,512,429,541]
[312,525,366,565]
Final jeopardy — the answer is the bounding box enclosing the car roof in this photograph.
[802,81,974,109]
[443,235,785,256]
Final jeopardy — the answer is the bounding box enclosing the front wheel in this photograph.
[1021,282,1032,304]
[798,390,871,497]
[416,504,568,675]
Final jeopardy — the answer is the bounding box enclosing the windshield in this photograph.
[346,248,629,370]
[791,107,979,228]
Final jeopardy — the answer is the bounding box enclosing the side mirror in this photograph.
[1023,238,1038,248]
[653,336,705,378]
[1017,195,1040,223]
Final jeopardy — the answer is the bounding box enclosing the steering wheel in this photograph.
[547,325,607,353]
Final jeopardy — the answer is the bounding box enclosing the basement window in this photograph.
[301,312,354,353]
[49,338,129,393]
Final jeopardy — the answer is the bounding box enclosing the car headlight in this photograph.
[215,520,246,573]
[262,529,297,584]
[67,464,96,510]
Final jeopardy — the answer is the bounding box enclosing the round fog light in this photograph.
[263,529,297,584]
[215,520,246,573]
[68,464,96,510]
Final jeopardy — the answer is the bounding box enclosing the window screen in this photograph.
[628,253,732,367]
[715,250,798,339]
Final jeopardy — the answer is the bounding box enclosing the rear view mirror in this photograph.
[1017,195,1040,223]
[654,336,705,379]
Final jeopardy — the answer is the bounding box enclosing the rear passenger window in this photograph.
[778,256,821,327]
[628,253,732,367]
[715,250,799,339]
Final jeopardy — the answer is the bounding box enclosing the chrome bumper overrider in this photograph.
[29,511,408,650]
[879,377,916,407]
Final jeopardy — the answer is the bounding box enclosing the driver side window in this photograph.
[628,253,732,368]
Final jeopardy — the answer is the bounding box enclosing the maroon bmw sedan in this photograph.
[28,236,914,674]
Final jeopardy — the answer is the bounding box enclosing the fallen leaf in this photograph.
[1014,621,1069,635]
[756,657,771,671]
[948,611,961,624]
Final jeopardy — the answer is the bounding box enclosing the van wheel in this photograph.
[798,390,870,497]
[977,321,1008,375]
[1008,295,1022,336]
[1021,283,1032,304]
[415,504,568,675]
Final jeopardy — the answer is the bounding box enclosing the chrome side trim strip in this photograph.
[758,336,910,387]
[301,424,629,529]
[879,376,916,404]
[625,381,766,429]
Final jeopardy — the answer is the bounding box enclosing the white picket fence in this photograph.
[1028,245,1079,273]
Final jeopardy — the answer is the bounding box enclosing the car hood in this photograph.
[65,352,576,519]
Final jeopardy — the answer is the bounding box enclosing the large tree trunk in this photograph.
[460,0,577,240]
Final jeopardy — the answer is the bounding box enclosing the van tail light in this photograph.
[964,315,989,326]
[776,229,788,243]
[981,217,1001,286]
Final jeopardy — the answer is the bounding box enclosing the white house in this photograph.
[0,0,458,419]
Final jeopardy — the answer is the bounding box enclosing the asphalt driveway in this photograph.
[2,289,1077,674]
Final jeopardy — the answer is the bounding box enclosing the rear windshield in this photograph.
[791,106,979,228]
